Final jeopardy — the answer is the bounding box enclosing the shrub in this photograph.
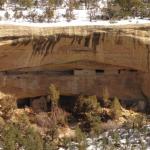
[114,0,143,11]
[16,112,31,129]
[2,123,22,150]
[64,0,76,22]
[28,10,37,22]
[46,124,58,141]
[140,3,150,18]
[84,112,101,135]
[0,0,5,9]
[51,106,67,126]
[102,87,111,107]
[87,0,100,21]
[101,0,149,19]
[45,7,54,22]
[73,95,101,134]
[0,94,16,119]
[23,127,43,150]
[37,14,45,23]
[4,11,10,20]
[48,84,60,107]
[114,0,144,17]
[124,114,146,129]
[13,10,23,20]
[18,0,33,8]
[75,126,87,150]
[2,123,44,150]
[74,95,101,114]
[110,97,122,119]
[43,140,57,150]
[60,137,73,149]
[0,116,5,129]
[48,0,57,9]
[64,8,75,22]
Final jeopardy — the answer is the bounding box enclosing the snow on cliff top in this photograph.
[0,1,149,27]
[0,18,149,27]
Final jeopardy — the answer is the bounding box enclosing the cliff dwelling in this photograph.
[0,24,150,113]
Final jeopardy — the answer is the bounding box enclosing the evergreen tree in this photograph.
[87,0,104,21]
[110,97,122,119]
[48,0,56,9]
[114,0,143,11]
[114,0,144,17]
[45,6,54,22]
[0,0,6,9]
[4,11,10,20]
[17,0,33,8]
[48,84,60,108]
[64,0,76,22]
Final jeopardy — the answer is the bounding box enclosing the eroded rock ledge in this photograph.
[0,24,150,102]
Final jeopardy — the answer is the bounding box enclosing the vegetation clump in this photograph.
[48,83,60,107]
[110,97,122,119]
[74,95,101,113]
[73,95,102,135]
[99,0,150,20]
[18,0,33,8]
[102,87,111,107]
[0,0,149,22]
[2,123,44,150]
[0,85,148,149]
[0,93,16,119]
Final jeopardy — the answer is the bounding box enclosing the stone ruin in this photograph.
[0,24,149,112]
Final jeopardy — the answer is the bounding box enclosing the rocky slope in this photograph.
[0,24,150,104]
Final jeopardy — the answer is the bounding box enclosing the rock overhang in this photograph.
[0,24,149,99]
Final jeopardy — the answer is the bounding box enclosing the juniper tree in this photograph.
[48,84,60,108]
[48,0,56,9]
[110,97,122,119]
[0,0,6,9]
[114,0,144,17]
[114,0,143,11]
[4,11,10,20]
[64,0,76,22]
[87,0,102,21]
[45,6,54,22]
[17,0,33,8]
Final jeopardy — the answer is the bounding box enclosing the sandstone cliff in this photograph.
[0,24,150,101]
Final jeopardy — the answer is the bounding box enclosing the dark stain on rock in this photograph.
[115,30,123,45]
[0,36,28,41]
[132,37,136,50]
[101,32,105,42]
[146,44,150,72]
[84,35,90,47]
[21,38,31,46]
[92,32,100,51]
[71,35,76,45]
[32,36,57,56]
[116,36,123,45]
[77,36,83,45]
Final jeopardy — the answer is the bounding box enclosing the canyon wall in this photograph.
[0,24,150,101]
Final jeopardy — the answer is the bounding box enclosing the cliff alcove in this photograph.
[17,95,77,113]
[0,24,149,112]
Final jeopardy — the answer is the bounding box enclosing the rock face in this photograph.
[0,24,150,102]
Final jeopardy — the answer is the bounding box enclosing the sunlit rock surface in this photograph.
[0,24,149,101]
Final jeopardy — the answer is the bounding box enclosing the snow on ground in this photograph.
[0,16,149,27]
[0,1,149,27]
[59,125,150,150]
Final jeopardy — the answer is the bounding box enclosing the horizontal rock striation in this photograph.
[0,24,150,101]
